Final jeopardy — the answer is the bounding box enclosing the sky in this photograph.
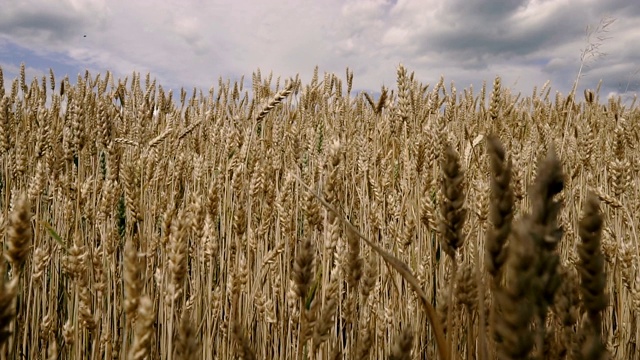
[1,0,639,103]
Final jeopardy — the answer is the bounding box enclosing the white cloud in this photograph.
[0,0,638,98]
[381,27,410,47]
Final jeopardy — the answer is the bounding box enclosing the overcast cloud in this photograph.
[1,0,638,101]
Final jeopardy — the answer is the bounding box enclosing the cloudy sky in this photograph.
[1,0,638,102]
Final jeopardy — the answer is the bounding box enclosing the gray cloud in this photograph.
[0,0,638,101]
[0,1,107,49]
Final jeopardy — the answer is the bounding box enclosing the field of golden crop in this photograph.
[0,63,638,359]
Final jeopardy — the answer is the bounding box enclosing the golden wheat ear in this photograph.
[577,192,607,358]
[232,320,257,360]
[6,193,32,271]
[485,134,513,284]
[0,271,18,349]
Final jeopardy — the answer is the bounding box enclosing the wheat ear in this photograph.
[577,192,607,356]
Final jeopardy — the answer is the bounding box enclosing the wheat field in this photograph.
[0,62,638,359]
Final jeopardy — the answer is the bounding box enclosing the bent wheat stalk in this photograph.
[292,173,450,360]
